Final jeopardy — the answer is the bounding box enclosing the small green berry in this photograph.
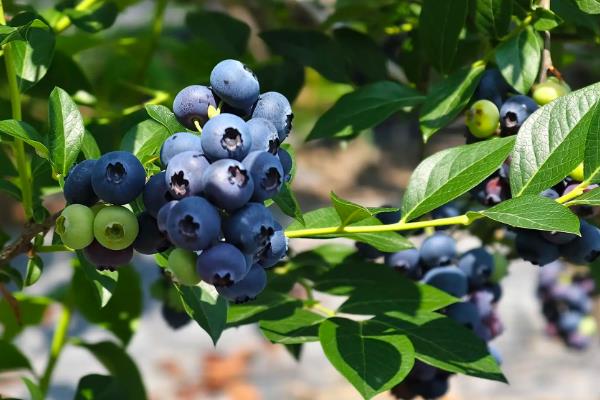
[532,80,570,105]
[93,205,139,250]
[168,248,200,286]
[569,162,584,182]
[466,99,500,139]
[56,204,95,250]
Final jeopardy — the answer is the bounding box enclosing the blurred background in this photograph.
[1,0,600,399]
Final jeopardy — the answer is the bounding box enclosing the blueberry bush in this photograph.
[1,0,600,399]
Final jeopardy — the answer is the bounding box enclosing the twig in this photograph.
[0,212,60,267]
[538,0,554,83]
[0,282,21,325]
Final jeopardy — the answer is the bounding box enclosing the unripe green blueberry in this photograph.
[56,204,95,250]
[466,99,500,139]
[532,80,570,106]
[168,248,200,286]
[569,162,584,182]
[93,205,139,250]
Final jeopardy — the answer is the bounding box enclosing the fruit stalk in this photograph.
[537,0,553,83]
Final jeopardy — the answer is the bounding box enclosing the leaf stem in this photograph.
[52,0,100,34]
[298,278,314,301]
[556,181,589,204]
[0,1,33,220]
[36,244,72,253]
[39,301,72,396]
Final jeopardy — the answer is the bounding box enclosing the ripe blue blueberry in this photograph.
[411,378,449,400]
[161,303,192,330]
[157,200,178,236]
[384,249,421,279]
[201,159,254,211]
[277,148,293,182]
[421,266,468,298]
[558,311,582,334]
[458,248,495,290]
[257,222,287,268]
[251,91,293,141]
[91,151,146,205]
[166,196,221,251]
[217,263,267,303]
[474,69,513,109]
[172,85,217,130]
[83,240,134,270]
[133,212,170,255]
[499,95,538,134]
[64,159,99,206]
[201,113,252,161]
[516,229,559,266]
[445,302,484,333]
[165,151,210,199]
[196,243,249,287]
[559,220,600,264]
[143,172,175,218]
[160,132,203,167]
[210,59,260,110]
[247,118,280,154]
[419,233,457,268]
[242,151,284,201]
[223,202,276,255]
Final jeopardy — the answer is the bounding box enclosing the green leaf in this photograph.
[584,101,600,182]
[81,130,101,160]
[48,87,85,176]
[565,187,600,206]
[175,282,228,344]
[76,252,119,308]
[0,265,23,290]
[573,0,600,13]
[308,81,424,140]
[121,119,170,163]
[532,7,564,30]
[469,195,580,233]
[260,29,350,83]
[510,83,600,196]
[227,291,302,326]
[420,0,469,73]
[0,294,51,341]
[319,317,415,399]
[495,26,541,94]
[0,179,22,201]
[260,308,325,344]
[402,136,516,221]
[72,264,142,345]
[77,341,147,400]
[64,1,118,33]
[0,340,32,372]
[330,192,397,226]
[0,119,50,159]
[473,0,513,37]
[419,63,485,141]
[286,207,413,252]
[74,374,123,400]
[333,27,388,83]
[10,19,55,92]
[273,183,304,224]
[254,59,305,103]
[22,377,43,400]
[375,311,506,382]
[25,255,43,286]
[0,24,29,46]
[185,11,250,57]
[553,0,600,33]
[145,104,188,135]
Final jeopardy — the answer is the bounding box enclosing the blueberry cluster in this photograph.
[57,59,293,304]
[537,261,597,349]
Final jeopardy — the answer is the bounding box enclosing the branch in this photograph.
[0,212,60,267]
[538,0,555,83]
[0,282,21,324]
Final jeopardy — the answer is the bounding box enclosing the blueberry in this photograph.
[165,151,210,199]
[540,188,560,200]
[376,207,402,225]
[83,240,134,270]
[421,266,468,298]
[558,311,582,334]
[55,204,95,250]
[93,205,139,251]
[409,360,437,381]
[384,249,421,279]
[223,202,276,254]
[474,69,513,109]
[251,91,293,141]
[257,222,288,268]
[133,212,170,255]
[166,196,221,251]
[469,290,495,319]
[201,159,254,211]
[210,59,260,110]
[542,230,576,245]
[160,132,203,167]
[411,378,449,400]
[419,233,457,268]
[201,113,252,161]
[173,85,217,130]
[217,263,267,303]
[143,172,175,218]
[431,202,461,230]
[161,303,191,330]
[168,248,200,286]
[242,151,284,201]
[458,248,495,290]
[355,242,383,260]
[91,151,146,205]
[466,99,500,139]
[277,148,293,182]
[63,159,98,206]
[196,243,249,287]
[484,176,510,205]
[559,220,600,264]
[157,200,178,236]
[516,230,559,266]
[445,302,484,332]
[247,118,280,155]
[499,95,538,135]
